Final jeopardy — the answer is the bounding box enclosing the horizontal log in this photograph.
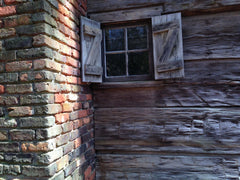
[88,0,240,14]
[95,108,240,154]
[97,154,240,179]
[93,83,240,108]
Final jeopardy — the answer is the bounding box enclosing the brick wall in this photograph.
[0,0,95,179]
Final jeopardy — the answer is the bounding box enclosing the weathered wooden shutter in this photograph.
[80,16,103,83]
[152,13,184,80]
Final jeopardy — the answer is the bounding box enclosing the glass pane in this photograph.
[128,52,149,75]
[128,26,147,50]
[106,54,126,76]
[105,28,124,51]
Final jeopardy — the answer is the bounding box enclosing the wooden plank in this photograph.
[88,0,240,14]
[95,108,240,154]
[152,13,184,79]
[89,5,163,23]
[93,84,240,108]
[83,24,102,36]
[92,59,240,88]
[182,11,240,60]
[85,65,103,76]
[80,16,102,83]
[96,154,239,179]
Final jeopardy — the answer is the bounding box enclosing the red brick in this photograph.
[62,103,73,112]
[73,119,83,129]
[74,137,81,149]
[6,61,32,72]
[71,48,79,59]
[83,117,90,125]
[21,141,54,152]
[0,85,4,94]
[86,94,92,101]
[66,57,80,68]
[4,0,24,5]
[55,113,69,124]
[8,106,33,117]
[0,6,16,17]
[73,102,82,110]
[55,94,66,103]
[84,166,92,179]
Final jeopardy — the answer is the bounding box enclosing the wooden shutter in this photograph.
[152,13,184,80]
[80,16,103,83]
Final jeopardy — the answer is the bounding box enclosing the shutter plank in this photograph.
[80,16,103,83]
[152,13,184,80]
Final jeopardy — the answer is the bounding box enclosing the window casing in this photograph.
[102,21,153,82]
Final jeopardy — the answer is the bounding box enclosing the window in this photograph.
[103,22,153,81]
[80,13,184,83]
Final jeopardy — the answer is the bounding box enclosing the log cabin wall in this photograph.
[88,1,240,179]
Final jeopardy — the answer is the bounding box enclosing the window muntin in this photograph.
[103,22,152,81]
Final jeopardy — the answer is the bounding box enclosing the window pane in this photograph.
[128,26,147,50]
[105,28,124,51]
[128,52,149,75]
[106,54,126,76]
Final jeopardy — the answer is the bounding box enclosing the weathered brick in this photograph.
[74,137,81,149]
[0,85,4,94]
[62,121,73,133]
[10,129,35,141]
[0,130,8,140]
[4,37,32,50]
[36,125,62,140]
[32,12,57,27]
[56,155,69,172]
[70,110,88,120]
[84,166,92,180]
[20,71,55,82]
[34,59,62,72]
[16,23,53,36]
[56,133,69,147]
[20,94,54,105]
[37,147,63,164]
[0,96,18,105]
[0,73,18,83]
[55,94,66,103]
[35,82,60,93]
[49,171,65,180]
[19,116,55,128]
[0,107,3,117]
[0,142,19,152]
[70,129,80,141]
[0,6,16,17]
[73,119,83,130]
[8,106,33,117]
[16,0,51,14]
[35,104,62,115]
[64,160,77,177]
[17,47,53,60]
[6,84,33,94]
[21,139,55,152]
[0,28,16,38]
[4,0,27,5]
[22,164,57,177]
[3,165,21,175]
[55,113,69,124]
[5,153,32,164]
[63,141,74,155]
[0,51,16,61]
[33,34,60,50]
[6,61,32,72]
[62,103,73,112]
[0,118,17,128]
[3,14,31,28]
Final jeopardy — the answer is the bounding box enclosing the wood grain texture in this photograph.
[93,84,240,108]
[88,0,240,14]
[182,11,240,60]
[152,13,184,79]
[96,154,240,179]
[95,108,240,154]
[89,6,163,23]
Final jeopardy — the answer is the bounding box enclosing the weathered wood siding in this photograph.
[89,1,240,179]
